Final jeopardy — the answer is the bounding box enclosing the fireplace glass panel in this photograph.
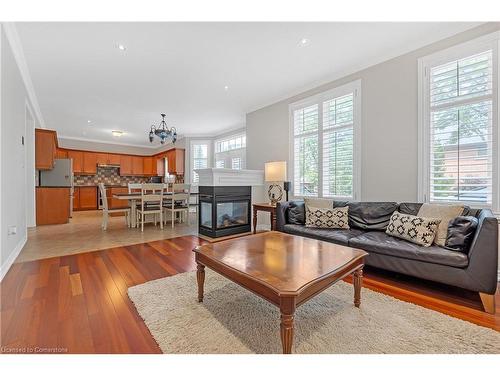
[216,201,248,229]
[200,201,212,228]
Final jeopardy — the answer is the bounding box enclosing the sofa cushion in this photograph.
[398,202,423,216]
[418,203,465,246]
[287,201,305,225]
[349,231,469,268]
[283,224,364,245]
[306,206,350,229]
[347,202,399,230]
[386,211,441,247]
[445,216,478,253]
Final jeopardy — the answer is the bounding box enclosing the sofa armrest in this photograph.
[276,201,292,232]
[466,209,499,294]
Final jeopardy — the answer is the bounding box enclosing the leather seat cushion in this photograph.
[347,202,399,230]
[348,231,469,268]
[283,224,365,245]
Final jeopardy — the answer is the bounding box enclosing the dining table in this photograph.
[112,191,199,228]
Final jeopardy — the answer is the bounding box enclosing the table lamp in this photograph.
[265,161,287,205]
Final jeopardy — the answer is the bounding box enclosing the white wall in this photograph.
[0,24,40,280]
[246,22,500,206]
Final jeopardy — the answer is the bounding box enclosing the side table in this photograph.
[252,203,277,234]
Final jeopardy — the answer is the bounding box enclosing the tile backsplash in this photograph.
[74,167,149,186]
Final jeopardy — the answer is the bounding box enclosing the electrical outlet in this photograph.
[8,226,17,235]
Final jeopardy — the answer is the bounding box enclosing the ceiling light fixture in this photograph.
[112,130,124,137]
[224,85,229,91]
[148,113,177,145]
[299,38,310,46]
[117,43,126,51]
[87,120,92,124]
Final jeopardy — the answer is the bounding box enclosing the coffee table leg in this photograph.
[196,263,205,302]
[353,267,363,308]
[279,297,296,354]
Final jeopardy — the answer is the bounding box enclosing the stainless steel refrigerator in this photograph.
[39,158,74,216]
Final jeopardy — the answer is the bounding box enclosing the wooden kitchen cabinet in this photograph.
[36,187,70,225]
[166,148,185,174]
[143,157,157,176]
[120,155,133,175]
[132,156,143,175]
[107,187,129,209]
[107,153,121,165]
[35,129,58,170]
[76,186,98,210]
[96,153,108,165]
[55,148,68,159]
[67,150,83,173]
[156,156,165,176]
[73,187,80,211]
[82,152,97,174]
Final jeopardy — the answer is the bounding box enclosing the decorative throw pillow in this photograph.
[386,211,441,247]
[304,197,333,209]
[417,203,464,246]
[445,216,478,252]
[305,206,350,229]
[287,201,305,225]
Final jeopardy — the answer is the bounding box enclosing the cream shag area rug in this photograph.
[128,270,500,354]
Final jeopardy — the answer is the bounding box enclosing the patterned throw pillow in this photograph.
[305,206,350,229]
[386,211,441,247]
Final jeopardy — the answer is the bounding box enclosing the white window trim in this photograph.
[417,31,500,213]
[288,79,362,200]
[189,139,212,186]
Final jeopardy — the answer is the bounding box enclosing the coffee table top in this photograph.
[193,232,367,295]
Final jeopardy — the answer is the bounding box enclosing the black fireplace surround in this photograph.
[198,186,251,238]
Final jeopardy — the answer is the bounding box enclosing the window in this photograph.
[231,157,241,169]
[190,141,210,184]
[290,80,361,199]
[215,159,225,168]
[215,132,246,170]
[419,32,499,210]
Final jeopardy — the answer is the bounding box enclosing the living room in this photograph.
[0,0,499,372]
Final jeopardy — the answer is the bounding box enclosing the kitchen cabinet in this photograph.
[107,187,129,209]
[55,148,68,159]
[74,186,98,210]
[156,156,165,177]
[67,150,84,173]
[132,156,143,175]
[120,155,133,175]
[143,157,157,176]
[35,129,57,170]
[82,152,97,174]
[96,153,108,165]
[166,148,185,174]
[107,153,121,165]
[36,187,70,225]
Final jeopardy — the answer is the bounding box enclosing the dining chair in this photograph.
[163,183,190,228]
[98,183,131,230]
[136,183,164,232]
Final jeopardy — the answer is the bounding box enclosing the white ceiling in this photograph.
[16,22,480,147]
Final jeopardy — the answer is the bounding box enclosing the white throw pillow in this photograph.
[386,212,441,247]
[417,203,464,246]
[305,206,350,229]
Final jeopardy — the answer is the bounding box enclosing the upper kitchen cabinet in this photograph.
[119,155,133,175]
[35,129,58,170]
[156,156,165,176]
[96,153,108,165]
[67,150,83,173]
[143,157,157,176]
[82,152,98,174]
[55,148,68,159]
[166,148,185,175]
[107,153,121,165]
[132,156,143,175]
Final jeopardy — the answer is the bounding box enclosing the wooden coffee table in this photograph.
[193,232,368,354]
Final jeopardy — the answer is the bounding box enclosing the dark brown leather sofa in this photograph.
[276,200,499,313]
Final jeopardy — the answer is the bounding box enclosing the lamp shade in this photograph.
[265,161,287,182]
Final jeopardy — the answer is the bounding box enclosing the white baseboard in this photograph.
[0,234,27,282]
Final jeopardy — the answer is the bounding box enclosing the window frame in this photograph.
[189,139,212,185]
[418,31,500,213]
[289,79,362,200]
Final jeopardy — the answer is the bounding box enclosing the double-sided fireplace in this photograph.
[198,185,251,238]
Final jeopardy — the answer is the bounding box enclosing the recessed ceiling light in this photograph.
[112,130,124,137]
[117,43,126,51]
[299,38,310,46]
[224,85,229,91]
[87,120,92,124]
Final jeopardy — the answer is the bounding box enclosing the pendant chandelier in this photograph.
[149,113,177,145]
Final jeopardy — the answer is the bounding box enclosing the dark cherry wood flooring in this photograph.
[0,235,498,354]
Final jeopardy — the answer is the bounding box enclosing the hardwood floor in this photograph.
[1,234,498,354]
